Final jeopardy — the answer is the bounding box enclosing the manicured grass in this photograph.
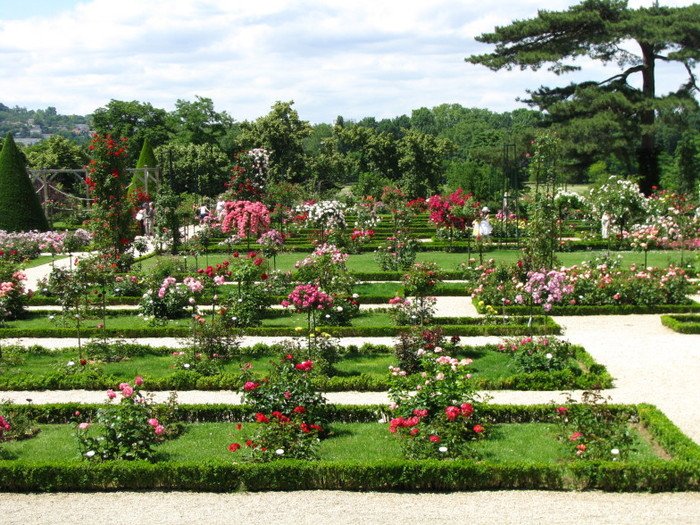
[21,255,68,269]
[0,343,609,392]
[137,249,699,274]
[1,422,662,464]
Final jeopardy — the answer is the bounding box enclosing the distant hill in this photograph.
[0,103,91,143]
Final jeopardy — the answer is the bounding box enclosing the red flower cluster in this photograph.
[295,360,314,372]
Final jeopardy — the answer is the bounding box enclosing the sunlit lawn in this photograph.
[1,422,661,464]
[137,250,698,274]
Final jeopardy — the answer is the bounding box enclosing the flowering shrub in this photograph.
[282,284,334,331]
[496,336,576,373]
[388,296,437,325]
[221,200,271,243]
[349,228,375,253]
[234,351,328,461]
[589,176,647,238]
[403,262,442,298]
[427,188,478,250]
[76,377,174,461]
[0,229,92,262]
[472,258,692,308]
[375,235,418,271]
[86,134,136,268]
[554,390,635,461]
[298,200,346,230]
[257,229,285,260]
[388,343,485,460]
[0,261,28,320]
[139,276,202,321]
[393,327,460,375]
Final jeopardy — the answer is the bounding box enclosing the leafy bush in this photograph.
[496,336,577,373]
[75,377,173,461]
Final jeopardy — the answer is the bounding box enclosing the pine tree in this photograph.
[0,133,49,231]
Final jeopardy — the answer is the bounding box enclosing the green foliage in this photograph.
[467,0,700,193]
[397,129,452,198]
[154,142,231,196]
[240,101,311,183]
[0,133,49,231]
[91,100,171,165]
[24,135,88,169]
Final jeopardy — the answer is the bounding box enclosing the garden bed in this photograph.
[0,342,609,391]
[660,314,700,334]
[0,404,696,492]
[0,312,561,338]
[475,302,700,316]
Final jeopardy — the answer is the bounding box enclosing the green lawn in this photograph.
[21,255,68,269]
[0,344,603,391]
[137,249,698,274]
[0,421,661,464]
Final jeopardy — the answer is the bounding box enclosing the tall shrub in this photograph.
[0,133,49,231]
[86,134,135,268]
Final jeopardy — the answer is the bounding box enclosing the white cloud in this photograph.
[0,0,696,122]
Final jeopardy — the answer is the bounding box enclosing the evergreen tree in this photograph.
[467,0,700,194]
[0,133,49,231]
[130,137,158,199]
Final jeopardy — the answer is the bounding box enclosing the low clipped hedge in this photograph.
[0,404,696,492]
[475,302,700,316]
[660,314,700,334]
[0,315,561,338]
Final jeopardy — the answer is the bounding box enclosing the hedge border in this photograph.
[475,302,700,316]
[0,404,696,492]
[0,342,608,392]
[660,314,700,334]
[0,316,561,338]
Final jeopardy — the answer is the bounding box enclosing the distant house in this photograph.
[14,137,43,146]
[28,125,43,137]
[73,124,90,134]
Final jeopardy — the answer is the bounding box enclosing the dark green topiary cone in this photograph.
[0,133,49,231]
[129,138,158,200]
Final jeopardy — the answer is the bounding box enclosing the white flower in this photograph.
[352,293,359,299]
[611,448,620,455]
[48,315,55,321]
[275,449,284,455]
[438,446,448,453]
[67,361,75,366]
[545,353,553,359]
[84,450,95,458]
[336,306,343,312]
[183,363,191,369]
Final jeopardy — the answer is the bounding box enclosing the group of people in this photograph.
[135,202,155,237]
[195,200,227,224]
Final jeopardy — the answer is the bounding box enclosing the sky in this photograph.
[0,0,697,124]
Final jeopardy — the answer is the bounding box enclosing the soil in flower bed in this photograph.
[0,344,607,391]
[0,422,661,464]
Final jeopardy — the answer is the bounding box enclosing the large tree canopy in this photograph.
[467,0,700,194]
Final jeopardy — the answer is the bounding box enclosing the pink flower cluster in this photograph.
[157,277,177,299]
[521,269,573,311]
[0,415,10,437]
[147,417,166,436]
[183,276,203,293]
[281,284,334,312]
[257,229,285,247]
[312,243,348,264]
[221,201,271,238]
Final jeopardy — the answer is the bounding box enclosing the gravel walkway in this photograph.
[0,491,698,525]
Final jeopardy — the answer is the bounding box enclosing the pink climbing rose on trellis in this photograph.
[221,201,271,239]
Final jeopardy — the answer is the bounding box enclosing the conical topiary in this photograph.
[0,133,49,231]
[129,138,158,201]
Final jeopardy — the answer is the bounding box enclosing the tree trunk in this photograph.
[638,42,659,196]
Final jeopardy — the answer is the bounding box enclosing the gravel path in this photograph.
[1,491,698,525]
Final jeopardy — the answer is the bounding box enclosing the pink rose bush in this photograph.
[76,377,177,461]
[140,276,204,321]
[221,200,271,241]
